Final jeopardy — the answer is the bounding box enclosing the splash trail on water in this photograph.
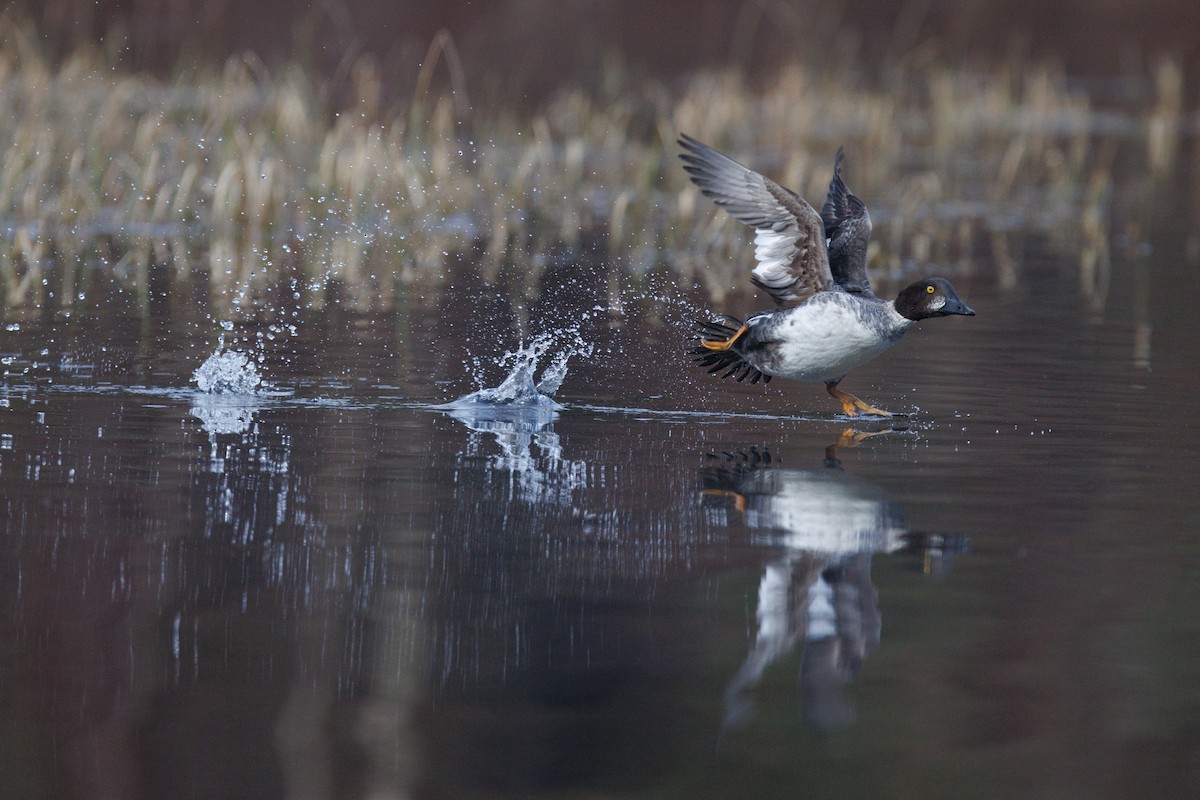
[441,325,594,415]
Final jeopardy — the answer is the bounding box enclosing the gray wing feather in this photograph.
[678,134,834,305]
[821,147,874,296]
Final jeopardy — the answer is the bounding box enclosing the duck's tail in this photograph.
[689,316,772,384]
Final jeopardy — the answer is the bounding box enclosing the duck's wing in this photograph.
[678,134,834,305]
[820,147,874,296]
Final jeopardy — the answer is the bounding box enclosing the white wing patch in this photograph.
[752,227,798,289]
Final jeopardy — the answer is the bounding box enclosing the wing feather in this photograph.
[678,134,834,305]
[821,147,874,295]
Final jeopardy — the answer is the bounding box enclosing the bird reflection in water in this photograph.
[702,434,966,734]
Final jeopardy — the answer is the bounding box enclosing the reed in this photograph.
[0,13,1188,313]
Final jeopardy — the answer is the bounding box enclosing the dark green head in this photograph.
[894,277,975,321]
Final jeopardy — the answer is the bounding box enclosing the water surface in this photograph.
[2,233,1199,799]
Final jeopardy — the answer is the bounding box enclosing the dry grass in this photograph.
[0,13,1190,313]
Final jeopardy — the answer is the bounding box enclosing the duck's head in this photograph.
[894,277,975,321]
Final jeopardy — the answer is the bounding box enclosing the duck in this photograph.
[678,133,975,417]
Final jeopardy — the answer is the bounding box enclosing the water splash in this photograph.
[190,331,268,438]
[192,334,264,395]
[442,328,593,412]
[439,325,595,501]
[534,350,572,398]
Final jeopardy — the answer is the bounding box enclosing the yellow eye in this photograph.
[926,285,935,294]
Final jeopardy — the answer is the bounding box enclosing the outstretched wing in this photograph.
[678,134,834,305]
[820,147,874,296]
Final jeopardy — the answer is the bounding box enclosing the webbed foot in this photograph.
[825,383,893,418]
[700,322,748,352]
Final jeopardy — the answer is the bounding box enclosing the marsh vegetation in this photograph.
[0,12,1192,316]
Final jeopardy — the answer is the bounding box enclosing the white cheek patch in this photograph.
[929,295,946,311]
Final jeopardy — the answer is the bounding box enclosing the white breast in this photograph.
[756,295,910,383]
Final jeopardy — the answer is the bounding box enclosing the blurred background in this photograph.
[0,0,1197,315]
[18,0,1200,96]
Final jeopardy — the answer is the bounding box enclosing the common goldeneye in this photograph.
[679,134,975,417]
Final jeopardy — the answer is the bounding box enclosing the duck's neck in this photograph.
[882,301,916,338]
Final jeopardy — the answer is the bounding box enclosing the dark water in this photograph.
[2,233,1200,799]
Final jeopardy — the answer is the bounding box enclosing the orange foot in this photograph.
[826,383,893,418]
[700,322,748,352]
